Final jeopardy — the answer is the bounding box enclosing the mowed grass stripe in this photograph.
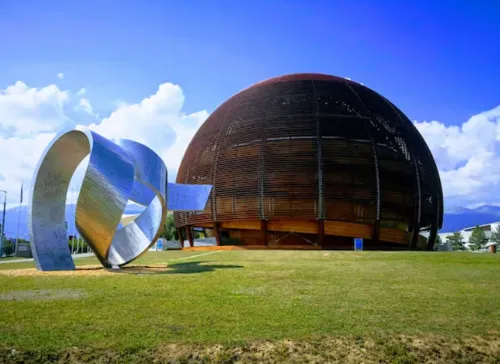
[0,250,498,352]
[168,250,222,261]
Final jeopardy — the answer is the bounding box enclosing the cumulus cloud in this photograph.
[0,81,72,136]
[75,98,93,115]
[0,81,76,206]
[414,105,500,208]
[88,83,208,179]
[0,80,208,207]
[76,88,86,96]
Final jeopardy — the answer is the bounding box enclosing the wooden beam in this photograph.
[185,226,194,247]
[379,227,409,245]
[220,220,261,230]
[177,228,184,248]
[312,80,325,220]
[324,220,372,239]
[260,220,268,245]
[181,218,408,246]
[317,220,325,246]
[410,224,420,249]
[372,220,380,243]
[425,224,435,251]
[195,223,215,228]
[268,219,318,234]
[214,223,221,246]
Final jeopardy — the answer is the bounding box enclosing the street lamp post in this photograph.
[0,190,6,258]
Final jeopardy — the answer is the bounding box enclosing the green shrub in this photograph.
[1,239,14,256]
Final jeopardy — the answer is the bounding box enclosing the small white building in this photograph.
[438,221,500,250]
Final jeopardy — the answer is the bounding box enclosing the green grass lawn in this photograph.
[0,250,499,363]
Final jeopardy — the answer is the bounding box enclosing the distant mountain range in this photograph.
[1,204,145,240]
[2,204,500,239]
[441,205,500,232]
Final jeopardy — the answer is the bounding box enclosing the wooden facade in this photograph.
[174,73,443,250]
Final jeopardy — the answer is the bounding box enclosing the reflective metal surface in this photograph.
[29,127,212,271]
[167,183,212,211]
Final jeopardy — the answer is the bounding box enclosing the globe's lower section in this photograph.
[178,218,429,250]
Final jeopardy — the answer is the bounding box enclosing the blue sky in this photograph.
[0,0,499,208]
[2,0,498,121]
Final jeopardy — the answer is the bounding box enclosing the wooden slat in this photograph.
[324,220,373,239]
[195,223,215,228]
[268,219,318,234]
[220,220,261,230]
[379,227,409,244]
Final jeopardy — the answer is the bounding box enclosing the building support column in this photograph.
[317,220,325,247]
[214,223,221,246]
[260,220,268,246]
[372,220,380,244]
[409,148,422,250]
[426,224,437,251]
[410,224,420,250]
[177,228,184,249]
[186,226,194,247]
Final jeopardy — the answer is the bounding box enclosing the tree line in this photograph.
[159,214,203,241]
[434,225,498,251]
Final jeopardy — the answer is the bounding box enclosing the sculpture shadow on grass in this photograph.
[108,261,243,275]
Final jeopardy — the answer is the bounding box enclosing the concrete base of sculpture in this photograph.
[28,127,211,271]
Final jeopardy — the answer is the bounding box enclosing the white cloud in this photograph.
[57,73,64,80]
[76,88,87,96]
[0,132,56,205]
[75,98,93,115]
[88,82,208,179]
[0,80,208,207]
[0,81,71,136]
[414,105,500,207]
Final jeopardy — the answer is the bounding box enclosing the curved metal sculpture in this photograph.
[28,127,211,271]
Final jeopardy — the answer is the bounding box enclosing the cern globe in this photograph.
[174,73,443,250]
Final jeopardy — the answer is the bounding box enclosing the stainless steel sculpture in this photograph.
[28,127,211,271]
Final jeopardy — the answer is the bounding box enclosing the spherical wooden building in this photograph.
[174,73,443,250]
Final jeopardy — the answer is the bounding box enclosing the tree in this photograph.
[68,237,89,254]
[2,239,14,256]
[433,235,443,251]
[161,214,204,241]
[446,231,466,251]
[161,214,179,241]
[469,225,487,251]
[490,224,500,245]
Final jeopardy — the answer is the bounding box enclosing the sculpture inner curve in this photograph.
[74,131,135,267]
[106,139,167,266]
[29,130,92,271]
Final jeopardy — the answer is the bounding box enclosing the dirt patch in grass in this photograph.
[0,289,85,301]
[0,264,170,277]
[1,334,499,363]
